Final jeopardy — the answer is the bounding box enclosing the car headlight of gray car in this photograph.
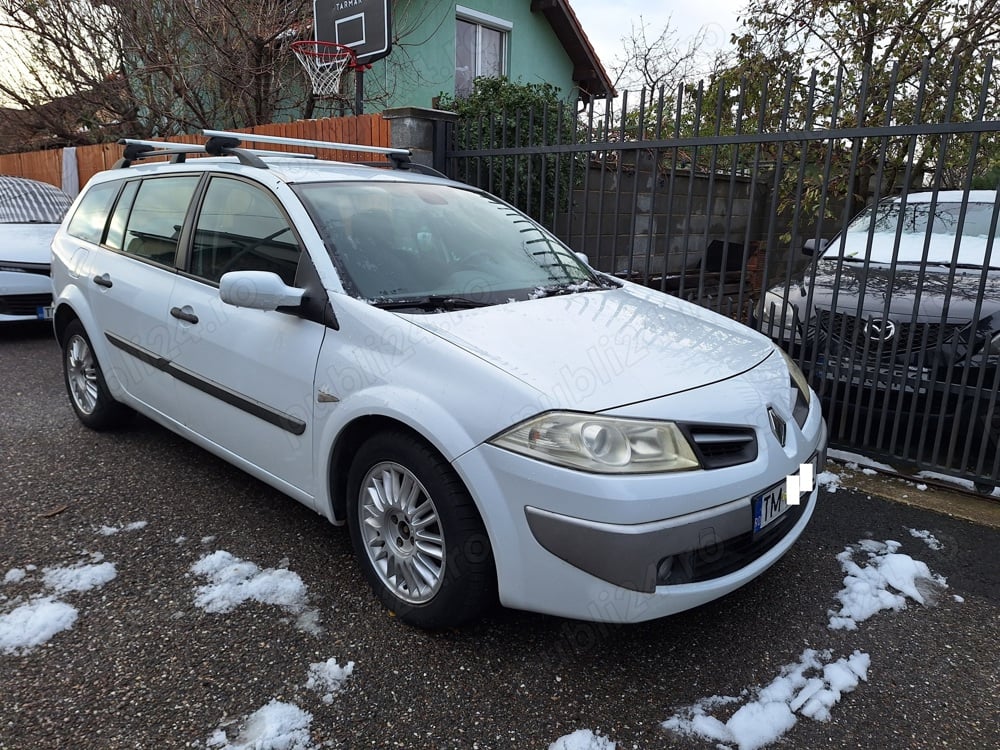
[490,412,701,473]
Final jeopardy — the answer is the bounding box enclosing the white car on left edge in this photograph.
[0,175,74,323]
[50,130,828,629]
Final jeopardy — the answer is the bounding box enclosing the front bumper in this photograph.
[0,270,52,322]
[453,405,828,623]
[525,449,822,594]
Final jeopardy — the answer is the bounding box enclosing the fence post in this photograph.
[382,107,458,173]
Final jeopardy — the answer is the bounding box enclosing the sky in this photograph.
[570,0,749,77]
[0,455,970,750]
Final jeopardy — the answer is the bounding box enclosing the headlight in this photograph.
[759,289,803,344]
[489,412,700,474]
[779,348,811,407]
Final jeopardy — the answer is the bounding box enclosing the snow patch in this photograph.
[827,540,947,630]
[206,699,314,750]
[0,597,78,655]
[663,649,870,750]
[190,551,320,634]
[549,728,617,750]
[906,528,943,551]
[304,658,354,704]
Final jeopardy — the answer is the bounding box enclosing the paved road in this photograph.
[2,323,998,749]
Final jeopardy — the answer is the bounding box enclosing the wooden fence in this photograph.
[0,115,391,194]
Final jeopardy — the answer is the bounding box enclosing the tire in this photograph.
[973,482,997,496]
[62,320,132,431]
[346,430,496,628]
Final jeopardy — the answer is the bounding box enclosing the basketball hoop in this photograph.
[291,40,357,97]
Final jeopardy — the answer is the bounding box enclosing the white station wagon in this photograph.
[50,131,827,628]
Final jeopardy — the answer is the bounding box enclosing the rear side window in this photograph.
[123,176,200,265]
[66,181,121,244]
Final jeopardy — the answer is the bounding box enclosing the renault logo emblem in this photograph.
[864,318,896,343]
[768,407,787,447]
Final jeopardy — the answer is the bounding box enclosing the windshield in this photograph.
[294,181,602,308]
[824,197,1000,268]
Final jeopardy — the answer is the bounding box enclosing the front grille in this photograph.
[815,309,963,366]
[656,490,810,585]
[684,425,758,469]
[0,292,51,316]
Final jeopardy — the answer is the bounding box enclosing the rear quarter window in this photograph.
[65,181,122,244]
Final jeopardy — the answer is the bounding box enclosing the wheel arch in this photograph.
[328,415,445,524]
[53,302,81,347]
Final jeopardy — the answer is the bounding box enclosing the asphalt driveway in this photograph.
[2,322,998,749]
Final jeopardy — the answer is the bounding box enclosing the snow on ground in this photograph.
[0,554,118,654]
[304,658,354,704]
[548,729,617,750]
[817,470,842,493]
[206,699,314,750]
[656,538,949,749]
[827,539,948,631]
[827,449,897,472]
[663,649,870,750]
[98,521,149,536]
[907,528,944,550]
[190,550,322,634]
[205,659,354,749]
[917,470,1000,496]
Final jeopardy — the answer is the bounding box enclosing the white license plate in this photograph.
[37,305,53,321]
[752,482,788,533]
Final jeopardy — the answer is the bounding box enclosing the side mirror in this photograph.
[802,238,828,256]
[219,271,304,311]
[575,252,591,267]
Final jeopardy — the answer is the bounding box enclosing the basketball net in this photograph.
[291,41,356,97]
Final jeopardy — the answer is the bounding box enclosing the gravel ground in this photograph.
[2,322,998,749]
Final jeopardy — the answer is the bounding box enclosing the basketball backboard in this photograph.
[313,0,392,66]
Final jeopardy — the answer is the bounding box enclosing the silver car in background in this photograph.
[0,175,74,323]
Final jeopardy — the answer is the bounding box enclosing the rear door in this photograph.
[165,176,328,501]
[80,175,201,416]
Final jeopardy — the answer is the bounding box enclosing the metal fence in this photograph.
[446,61,1000,495]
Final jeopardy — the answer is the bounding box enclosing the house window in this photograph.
[455,7,511,97]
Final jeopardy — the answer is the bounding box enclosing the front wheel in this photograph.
[62,320,132,430]
[346,430,496,628]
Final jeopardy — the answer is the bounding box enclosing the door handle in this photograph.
[170,306,199,324]
[92,273,113,288]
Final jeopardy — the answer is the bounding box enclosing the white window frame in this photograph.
[455,5,511,92]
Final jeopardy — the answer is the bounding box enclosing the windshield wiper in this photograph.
[372,295,493,311]
[529,280,607,299]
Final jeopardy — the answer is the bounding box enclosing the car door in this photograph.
[166,175,328,501]
[83,175,200,415]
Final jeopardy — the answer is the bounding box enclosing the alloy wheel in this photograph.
[358,461,445,605]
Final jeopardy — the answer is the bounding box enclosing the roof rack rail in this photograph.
[114,130,415,171]
[202,129,413,169]
[115,138,273,169]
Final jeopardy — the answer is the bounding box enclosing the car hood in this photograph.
[0,223,60,265]
[798,260,1000,323]
[401,284,776,412]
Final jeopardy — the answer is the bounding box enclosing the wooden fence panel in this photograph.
[0,115,392,193]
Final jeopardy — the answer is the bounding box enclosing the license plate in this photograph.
[752,482,788,533]
[37,305,53,321]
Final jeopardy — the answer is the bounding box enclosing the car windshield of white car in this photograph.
[295,182,610,308]
[825,199,1000,268]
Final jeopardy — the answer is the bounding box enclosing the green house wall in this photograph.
[362,1,578,109]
